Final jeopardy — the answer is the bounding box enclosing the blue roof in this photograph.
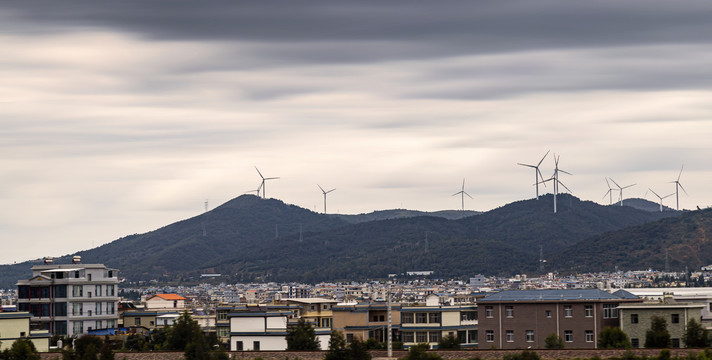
[478,289,627,302]
[613,289,640,299]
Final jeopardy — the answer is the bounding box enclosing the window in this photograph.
[671,314,680,324]
[585,330,594,343]
[322,318,330,327]
[526,330,534,342]
[485,306,494,318]
[416,332,427,343]
[585,305,593,317]
[87,274,92,281]
[73,285,83,297]
[95,285,102,297]
[505,306,514,318]
[486,330,494,342]
[106,320,115,329]
[373,315,379,322]
[416,313,428,324]
[429,332,441,342]
[217,310,228,321]
[401,332,414,343]
[108,270,113,278]
[631,314,639,324]
[631,338,639,348]
[135,318,141,326]
[564,330,573,342]
[75,271,80,279]
[379,315,385,322]
[20,332,26,337]
[401,313,414,323]
[107,285,115,296]
[235,341,243,351]
[96,303,102,315]
[107,302,115,314]
[253,341,260,350]
[564,305,573,318]
[428,312,441,324]
[72,303,83,316]
[96,320,102,329]
[88,292,92,298]
[461,311,477,321]
[73,321,83,334]
[672,338,680,348]
[323,304,328,310]
[506,330,514,342]
[546,310,552,318]
[603,304,618,318]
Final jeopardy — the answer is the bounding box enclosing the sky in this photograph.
[2,0,712,264]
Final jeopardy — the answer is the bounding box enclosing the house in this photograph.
[618,301,704,348]
[477,289,641,349]
[16,262,120,336]
[332,302,401,344]
[0,312,50,351]
[145,294,187,310]
[283,298,339,329]
[400,301,478,348]
[216,304,299,344]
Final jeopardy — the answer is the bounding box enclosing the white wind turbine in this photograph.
[602,178,616,205]
[255,166,279,198]
[517,150,550,200]
[669,165,687,211]
[608,178,635,206]
[540,154,571,213]
[646,188,674,212]
[317,184,336,214]
[452,178,473,211]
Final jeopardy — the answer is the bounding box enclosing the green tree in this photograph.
[598,327,632,349]
[437,334,460,349]
[8,339,40,360]
[684,318,710,348]
[544,333,564,349]
[347,338,371,360]
[402,343,441,360]
[324,333,371,360]
[73,336,103,360]
[645,316,671,348]
[286,318,320,350]
[99,337,114,360]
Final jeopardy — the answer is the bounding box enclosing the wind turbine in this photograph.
[317,184,336,214]
[670,165,687,211]
[608,178,635,206]
[540,154,571,213]
[603,178,616,205]
[452,178,473,211]
[647,188,674,212]
[255,166,279,198]
[517,150,550,200]
[245,182,262,196]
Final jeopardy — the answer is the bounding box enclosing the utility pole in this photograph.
[387,281,392,358]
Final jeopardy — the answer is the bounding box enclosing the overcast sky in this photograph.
[2,0,712,264]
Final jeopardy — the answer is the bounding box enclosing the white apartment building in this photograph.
[16,262,120,337]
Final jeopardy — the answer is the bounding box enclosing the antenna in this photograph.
[255,166,280,199]
[609,178,635,207]
[517,150,549,200]
[669,165,688,210]
[202,199,208,236]
[452,178,473,211]
[317,184,336,214]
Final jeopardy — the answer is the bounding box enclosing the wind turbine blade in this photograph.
[648,188,660,199]
[265,177,280,180]
[559,169,572,176]
[679,183,688,195]
[537,150,550,167]
[517,163,536,168]
[537,169,547,187]
[609,178,622,189]
[464,191,473,199]
[662,193,675,199]
[462,178,466,191]
[677,165,684,182]
[317,184,325,193]
[254,166,264,179]
[603,189,611,199]
[558,180,572,193]
[326,189,336,194]
[452,191,462,197]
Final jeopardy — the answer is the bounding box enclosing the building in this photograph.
[332,302,401,344]
[618,301,704,348]
[400,297,477,349]
[145,294,187,310]
[228,311,329,351]
[0,312,50,351]
[216,304,300,344]
[283,298,339,329]
[477,289,641,349]
[16,263,120,336]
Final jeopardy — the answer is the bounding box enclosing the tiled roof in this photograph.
[151,294,187,301]
[478,289,627,302]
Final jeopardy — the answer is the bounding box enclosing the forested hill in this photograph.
[0,194,682,287]
[552,207,712,273]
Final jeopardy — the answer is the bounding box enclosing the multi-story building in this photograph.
[283,298,339,329]
[228,310,330,351]
[16,262,120,336]
[0,312,50,351]
[400,298,478,348]
[332,302,401,344]
[618,302,704,348]
[477,289,641,349]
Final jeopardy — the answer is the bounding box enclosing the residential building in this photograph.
[145,294,187,310]
[0,312,50,352]
[228,311,330,351]
[283,298,339,329]
[400,301,477,348]
[332,302,401,344]
[16,263,119,336]
[477,289,641,349]
[618,302,704,348]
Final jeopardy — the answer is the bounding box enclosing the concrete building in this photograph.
[228,311,329,351]
[0,312,50,352]
[477,289,641,349]
[400,302,478,348]
[16,263,120,337]
[145,294,187,310]
[332,302,401,344]
[283,298,339,329]
[618,302,704,348]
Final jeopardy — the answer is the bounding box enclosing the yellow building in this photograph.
[0,312,50,352]
[283,298,339,329]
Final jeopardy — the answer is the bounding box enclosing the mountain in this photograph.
[553,208,712,273]
[621,198,676,213]
[335,209,480,223]
[0,194,682,287]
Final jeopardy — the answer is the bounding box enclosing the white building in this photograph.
[229,312,290,351]
[16,263,119,337]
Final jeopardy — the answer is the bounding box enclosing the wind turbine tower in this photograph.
[540,154,571,213]
[317,184,336,214]
[670,165,687,211]
[647,188,674,212]
[452,178,473,211]
[603,178,616,205]
[609,178,635,206]
[255,166,279,198]
[517,150,549,200]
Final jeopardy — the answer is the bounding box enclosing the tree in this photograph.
[324,332,371,360]
[645,315,671,348]
[437,334,460,349]
[544,333,564,349]
[684,318,710,348]
[8,339,40,360]
[286,318,320,350]
[598,327,632,349]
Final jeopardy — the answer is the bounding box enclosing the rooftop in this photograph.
[478,289,635,302]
